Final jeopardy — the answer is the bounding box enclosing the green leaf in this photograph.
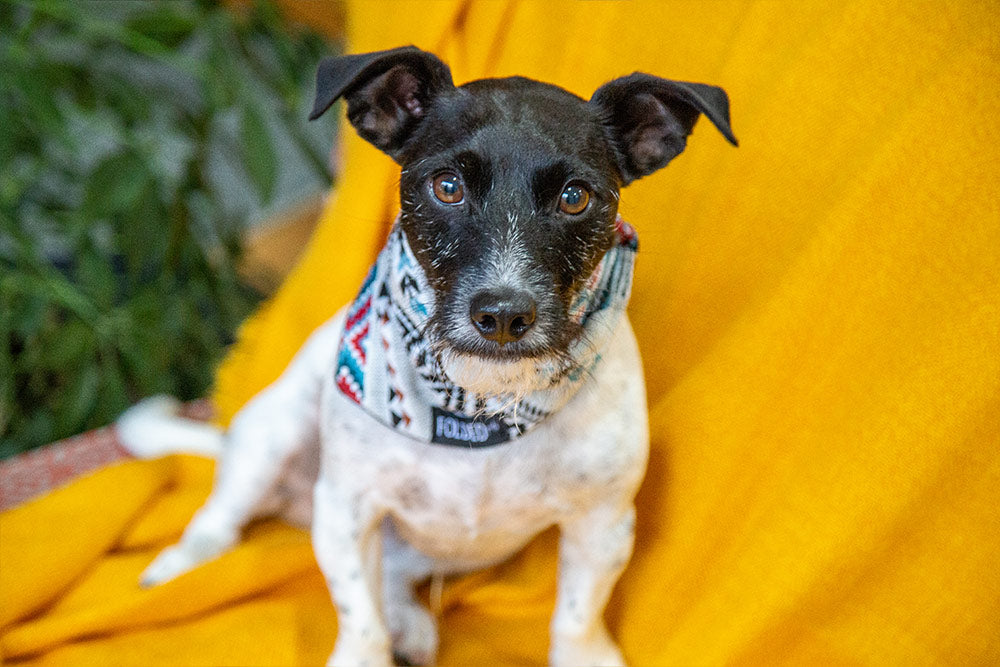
[121,180,167,285]
[46,317,97,368]
[239,102,277,203]
[11,291,51,340]
[76,252,117,309]
[10,56,73,150]
[94,357,130,427]
[83,151,149,215]
[56,364,101,436]
[125,6,197,49]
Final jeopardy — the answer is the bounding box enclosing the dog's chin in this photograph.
[436,346,562,397]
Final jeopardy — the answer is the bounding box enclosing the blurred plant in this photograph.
[0,0,338,457]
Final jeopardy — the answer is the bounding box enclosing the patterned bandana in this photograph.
[335,216,638,447]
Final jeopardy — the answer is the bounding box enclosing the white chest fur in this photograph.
[317,309,649,572]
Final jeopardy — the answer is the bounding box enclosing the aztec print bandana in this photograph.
[335,216,638,448]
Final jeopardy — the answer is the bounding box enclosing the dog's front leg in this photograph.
[313,477,392,667]
[550,503,636,667]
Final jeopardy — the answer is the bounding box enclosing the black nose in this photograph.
[469,289,537,346]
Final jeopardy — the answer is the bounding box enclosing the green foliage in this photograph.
[0,0,337,457]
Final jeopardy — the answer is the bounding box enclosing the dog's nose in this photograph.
[469,289,537,346]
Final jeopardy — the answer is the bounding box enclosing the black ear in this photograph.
[590,73,738,184]
[309,46,454,160]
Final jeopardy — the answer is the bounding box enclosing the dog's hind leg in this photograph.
[139,316,343,588]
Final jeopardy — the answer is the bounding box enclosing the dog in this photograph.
[120,45,736,666]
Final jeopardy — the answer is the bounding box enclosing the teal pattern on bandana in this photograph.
[335,216,638,447]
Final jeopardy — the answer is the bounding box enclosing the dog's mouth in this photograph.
[433,341,577,396]
[437,336,555,362]
[425,312,585,396]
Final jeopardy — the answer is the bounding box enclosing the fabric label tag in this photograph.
[431,407,511,448]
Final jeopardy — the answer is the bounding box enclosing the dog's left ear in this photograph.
[309,46,454,160]
[590,73,738,184]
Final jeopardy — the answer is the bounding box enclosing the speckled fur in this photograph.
[137,306,647,667]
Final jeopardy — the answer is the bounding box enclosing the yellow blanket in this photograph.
[4,1,999,664]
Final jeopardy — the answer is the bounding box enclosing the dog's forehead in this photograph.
[457,76,590,120]
[411,76,608,164]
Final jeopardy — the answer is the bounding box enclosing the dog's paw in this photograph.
[386,600,438,666]
[140,544,196,588]
[139,529,235,588]
[326,636,394,667]
[550,628,626,667]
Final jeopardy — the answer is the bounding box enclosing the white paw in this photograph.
[386,600,438,666]
[550,628,626,667]
[141,545,195,588]
[139,528,235,588]
[326,635,393,667]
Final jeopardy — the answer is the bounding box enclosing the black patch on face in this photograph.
[531,162,572,214]
[396,78,622,360]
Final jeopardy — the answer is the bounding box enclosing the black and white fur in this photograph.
[121,46,736,666]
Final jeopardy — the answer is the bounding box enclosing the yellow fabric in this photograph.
[4,1,999,664]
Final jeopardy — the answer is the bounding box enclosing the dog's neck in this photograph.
[334,217,638,447]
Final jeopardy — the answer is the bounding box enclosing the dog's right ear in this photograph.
[309,46,453,161]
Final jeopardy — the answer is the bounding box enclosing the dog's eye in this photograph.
[432,172,464,204]
[559,182,590,215]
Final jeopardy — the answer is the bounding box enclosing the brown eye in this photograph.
[559,182,590,215]
[432,172,464,204]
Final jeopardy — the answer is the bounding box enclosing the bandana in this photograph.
[334,216,638,447]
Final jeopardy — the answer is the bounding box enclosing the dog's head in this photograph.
[311,46,736,394]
